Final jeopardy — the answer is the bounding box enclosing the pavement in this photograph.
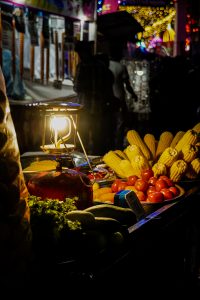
[9,78,77,105]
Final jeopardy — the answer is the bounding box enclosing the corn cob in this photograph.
[143,133,156,160]
[180,144,198,163]
[185,158,200,179]
[114,149,128,160]
[170,131,185,148]
[152,162,167,178]
[193,122,200,133]
[127,130,151,160]
[103,151,125,178]
[119,159,136,178]
[157,147,179,167]
[169,160,187,182]
[175,129,199,153]
[130,154,150,177]
[124,144,143,161]
[191,158,200,174]
[156,131,174,159]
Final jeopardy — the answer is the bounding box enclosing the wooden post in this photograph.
[12,18,16,78]
[19,32,24,79]
[61,31,65,81]
[55,30,59,81]
[40,32,44,83]
[0,11,2,67]
[30,45,35,81]
[46,46,49,84]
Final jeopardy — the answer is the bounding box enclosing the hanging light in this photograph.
[163,23,175,42]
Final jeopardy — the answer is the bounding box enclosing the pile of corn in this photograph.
[103,122,200,182]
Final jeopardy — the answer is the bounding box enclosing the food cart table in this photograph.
[27,182,200,297]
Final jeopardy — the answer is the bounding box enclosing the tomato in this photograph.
[158,175,174,187]
[158,175,170,181]
[127,175,139,186]
[141,169,154,182]
[135,190,146,202]
[125,185,137,192]
[155,179,168,191]
[135,179,149,192]
[160,188,174,200]
[147,191,164,203]
[169,186,180,197]
[148,176,157,186]
[117,181,128,192]
[147,186,157,195]
[111,179,122,193]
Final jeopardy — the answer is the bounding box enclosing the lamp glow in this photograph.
[50,115,71,146]
[136,70,144,76]
[50,116,68,132]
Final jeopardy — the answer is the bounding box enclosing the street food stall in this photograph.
[1,1,200,296]
[8,95,200,295]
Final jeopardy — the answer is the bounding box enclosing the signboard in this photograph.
[3,0,95,20]
[122,0,173,6]
[102,0,118,14]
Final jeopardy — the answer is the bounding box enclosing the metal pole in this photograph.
[93,0,97,55]
[173,0,187,56]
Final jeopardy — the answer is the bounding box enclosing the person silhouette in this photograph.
[109,44,138,149]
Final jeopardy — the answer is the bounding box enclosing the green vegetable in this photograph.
[28,196,82,245]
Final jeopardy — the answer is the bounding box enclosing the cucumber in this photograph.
[94,217,122,233]
[66,210,96,229]
[84,204,137,227]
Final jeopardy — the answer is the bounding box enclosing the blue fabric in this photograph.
[2,49,25,100]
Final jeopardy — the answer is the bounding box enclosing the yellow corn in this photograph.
[119,159,136,178]
[157,147,179,167]
[124,144,143,161]
[185,158,200,179]
[170,131,185,148]
[143,133,156,160]
[130,154,150,178]
[175,129,199,153]
[156,131,174,159]
[127,130,151,160]
[103,151,125,178]
[114,149,128,160]
[152,162,167,178]
[193,122,200,133]
[169,160,187,182]
[191,158,200,174]
[180,144,199,163]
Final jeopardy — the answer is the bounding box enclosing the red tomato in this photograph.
[141,169,154,181]
[147,192,164,203]
[147,186,157,195]
[158,175,170,181]
[148,176,157,186]
[135,190,146,202]
[111,179,122,193]
[117,181,128,192]
[169,186,180,197]
[135,179,149,192]
[127,175,139,186]
[160,188,174,200]
[158,175,174,187]
[155,179,168,191]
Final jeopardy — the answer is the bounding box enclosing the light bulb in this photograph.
[50,116,68,132]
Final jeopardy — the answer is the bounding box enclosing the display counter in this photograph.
[27,181,200,296]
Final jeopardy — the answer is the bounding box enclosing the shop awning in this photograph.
[97,11,144,42]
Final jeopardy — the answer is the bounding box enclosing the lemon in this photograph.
[92,182,100,191]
